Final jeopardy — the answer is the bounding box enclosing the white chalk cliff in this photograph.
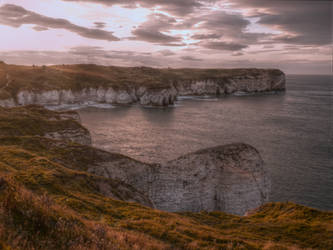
[0,71,285,108]
[87,143,270,215]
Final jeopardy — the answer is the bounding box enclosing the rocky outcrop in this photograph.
[88,143,270,215]
[0,69,285,108]
[174,72,286,96]
[3,86,179,107]
[0,98,15,108]
[154,144,269,215]
[0,105,91,145]
[0,105,270,215]
[44,128,91,146]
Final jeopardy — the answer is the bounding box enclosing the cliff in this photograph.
[1,106,268,215]
[0,63,286,107]
[90,143,269,215]
[0,106,332,249]
[0,105,91,145]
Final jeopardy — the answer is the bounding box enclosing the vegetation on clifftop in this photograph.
[0,106,331,249]
[0,105,89,138]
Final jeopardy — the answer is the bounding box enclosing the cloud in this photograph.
[130,13,183,44]
[191,33,222,40]
[232,52,243,56]
[184,10,266,50]
[62,0,211,15]
[32,26,48,31]
[94,22,106,29]
[158,50,176,56]
[180,55,202,61]
[198,10,250,34]
[0,4,119,41]
[198,41,248,51]
[229,0,332,46]
[129,11,257,48]
[132,29,182,44]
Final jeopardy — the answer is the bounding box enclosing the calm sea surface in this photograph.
[78,75,333,210]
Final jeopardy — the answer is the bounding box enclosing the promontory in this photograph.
[0,62,285,108]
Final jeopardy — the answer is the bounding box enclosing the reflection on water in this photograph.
[78,75,333,211]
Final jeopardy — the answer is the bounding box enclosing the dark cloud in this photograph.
[198,10,250,34]
[191,33,222,40]
[186,10,266,50]
[158,42,186,47]
[229,0,332,46]
[130,11,258,48]
[198,41,248,51]
[62,0,213,15]
[232,52,243,56]
[0,4,119,41]
[158,50,176,56]
[132,29,182,44]
[94,22,106,29]
[180,55,202,61]
[130,13,183,44]
[32,26,48,31]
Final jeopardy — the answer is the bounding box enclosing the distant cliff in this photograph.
[0,63,285,107]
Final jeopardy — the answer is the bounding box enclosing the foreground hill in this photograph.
[0,62,285,107]
[0,106,332,249]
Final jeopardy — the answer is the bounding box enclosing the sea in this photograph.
[77,75,333,211]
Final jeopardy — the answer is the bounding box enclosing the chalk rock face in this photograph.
[44,128,91,146]
[0,105,92,146]
[174,72,286,96]
[88,143,270,215]
[138,87,178,106]
[13,87,178,107]
[174,80,224,96]
[153,143,270,215]
[0,69,286,108]
[0,98,15,107]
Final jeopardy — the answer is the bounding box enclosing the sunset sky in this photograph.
[0,0,331,74]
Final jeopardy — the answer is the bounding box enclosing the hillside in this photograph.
[0,106,332,249]
[0,62,285,107]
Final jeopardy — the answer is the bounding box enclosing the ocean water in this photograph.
[78,75,333,210]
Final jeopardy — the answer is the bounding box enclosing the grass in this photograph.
[0,105,89,139]
[0,62,284,100]
[0,106,331,249]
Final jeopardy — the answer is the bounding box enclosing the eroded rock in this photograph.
[0,68,286,108]
[88,143,270,215]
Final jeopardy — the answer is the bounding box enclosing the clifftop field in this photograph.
[0,106,332,249]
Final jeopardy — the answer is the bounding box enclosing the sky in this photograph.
[0,0,331,74]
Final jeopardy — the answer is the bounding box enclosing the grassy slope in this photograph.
[0,106,331,250]
[0,62,284,99]
[0,105,89,138]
